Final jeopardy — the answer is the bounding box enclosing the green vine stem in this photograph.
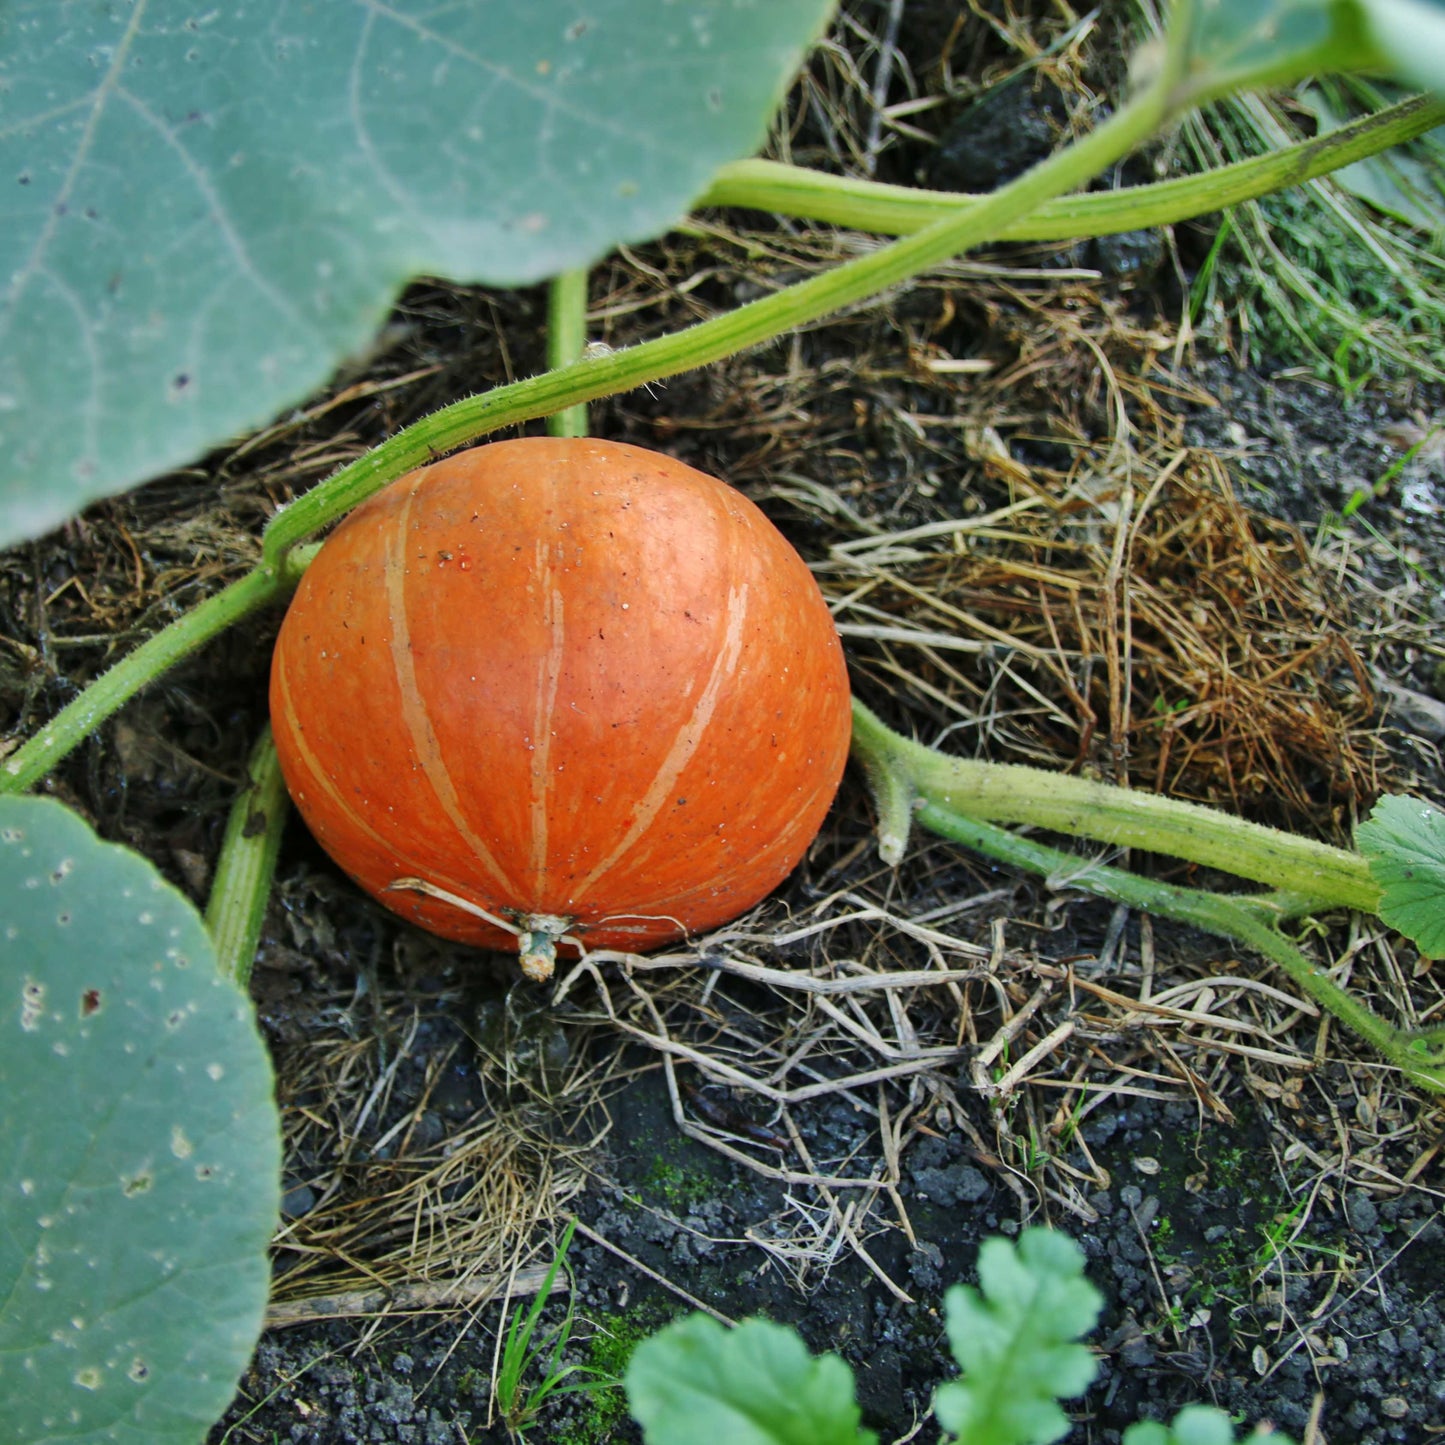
[254,45,1438,567]
[206,724,289,988]
[699,93,1445,239]
[849,702,1381,913]
[852,697,1442,1087]
[258,16,1192,564]
[850,699,1379,913]
[0,545,318,795]
[6,5,1426,830]
[910,802,1445,1093]
[546,268,591,439]
[3,42,1186,797]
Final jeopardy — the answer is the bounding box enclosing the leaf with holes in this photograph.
[0,794,280,1445]
[0,0,836,548]
[1357,792,1445,957]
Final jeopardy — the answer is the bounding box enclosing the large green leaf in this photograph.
[0,0,836,548]
[1360,0,1445,95]
[0,795,280,1444]
[1175,0,1388,107]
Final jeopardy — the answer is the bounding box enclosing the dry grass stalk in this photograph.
[263,985,596,1314]
[6,0,1440,1327]
[831,449,1381,839]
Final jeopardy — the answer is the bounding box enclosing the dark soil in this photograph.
[5,4,1445,1444]
[206,338,1445,1444]
[213,1017,1445,1445]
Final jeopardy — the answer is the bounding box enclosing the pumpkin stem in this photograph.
[386,881,579,980]
[516,914,575,983]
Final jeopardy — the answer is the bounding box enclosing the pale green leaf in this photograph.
[0,0,836,547]
[1361,0,1445,96]
[932,1228,1101,1445]
[626,1315,878,1445]
[0,795,280,1444]
[1124,1404,1293,1445]
[1177,0,1387,107]
[1357,792,1445,956]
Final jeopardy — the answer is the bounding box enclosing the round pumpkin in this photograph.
[269,437,852,978]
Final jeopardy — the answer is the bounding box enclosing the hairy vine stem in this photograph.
[850,701,1379,913]
[700,94,1445,240]
[257,16,1191,560]
[205,725,289,987]
[851,700,1445,1092]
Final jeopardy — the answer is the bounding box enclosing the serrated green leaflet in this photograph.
[0,0,836,548]
[0,795,280,1444]
[932,1229,1101,1445]
[625,1315,877,1445]
[1357,793,1445,956]
[1123,1403,1293,1445]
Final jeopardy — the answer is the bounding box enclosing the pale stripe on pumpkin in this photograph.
[385,478,520,899]
[272,653,483,905]
[569,577,751,906]
[529,537,569,896]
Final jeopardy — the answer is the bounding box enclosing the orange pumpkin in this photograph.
[269,437,852,979]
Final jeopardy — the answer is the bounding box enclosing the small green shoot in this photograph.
[493,1218,619,1442]
[625,1229,1292,1445]
[933,1229,1101,1445]
[1340,426,1439,518]
[628,1314,878,1445]
[1247,1200,1309,1283]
